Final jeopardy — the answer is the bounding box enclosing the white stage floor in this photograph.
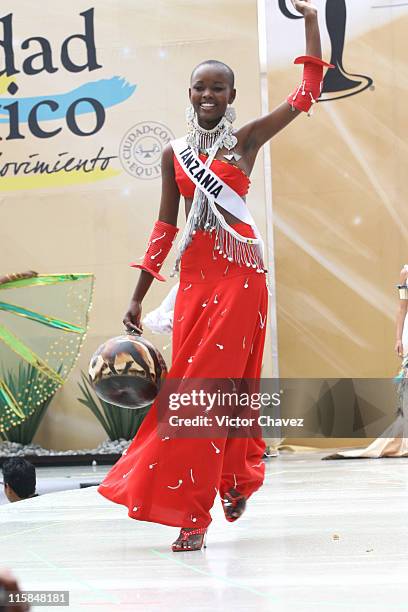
[1,452,408,611]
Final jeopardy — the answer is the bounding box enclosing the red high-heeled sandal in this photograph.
[222,488,247,522]
[172,527,208,552]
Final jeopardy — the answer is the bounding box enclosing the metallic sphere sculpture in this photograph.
[89,333,167,409]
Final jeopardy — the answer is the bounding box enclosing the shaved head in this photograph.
[191,60,235,89]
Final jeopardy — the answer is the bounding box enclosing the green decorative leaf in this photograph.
[0,302,85,334]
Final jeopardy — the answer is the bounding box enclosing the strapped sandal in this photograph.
[222,488,247,522]
[172,527,208,552]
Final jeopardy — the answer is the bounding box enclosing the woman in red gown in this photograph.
[98,0,328,551]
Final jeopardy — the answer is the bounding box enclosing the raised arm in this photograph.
[123,144,180,332]
[239,0,328,158]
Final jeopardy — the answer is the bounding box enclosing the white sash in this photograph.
[171,137,264,253]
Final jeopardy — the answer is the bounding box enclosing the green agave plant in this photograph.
[0,363,58,444]
[78,372,150,441]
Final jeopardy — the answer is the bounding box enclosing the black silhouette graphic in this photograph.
[278,0,302,19]
[279,0,373,101]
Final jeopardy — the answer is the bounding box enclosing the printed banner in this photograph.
[0,0,268,449]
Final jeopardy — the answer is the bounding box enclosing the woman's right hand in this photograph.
[395,339,403,357]
[123,299,143,334]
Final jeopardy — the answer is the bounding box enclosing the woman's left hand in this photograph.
[290,0,318,17]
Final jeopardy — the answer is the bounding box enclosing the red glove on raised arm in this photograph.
[130,220,179,282]
[287,55,334,115]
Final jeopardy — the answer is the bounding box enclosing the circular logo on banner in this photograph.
[119,121,175,180]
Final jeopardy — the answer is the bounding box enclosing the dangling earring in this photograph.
[185,104,197,150]
[225,105,236,123]
[223,105,240,160]
[185,104,195,124]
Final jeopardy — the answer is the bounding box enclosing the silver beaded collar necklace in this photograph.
[185,105,241,161]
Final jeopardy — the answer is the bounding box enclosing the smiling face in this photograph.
[189,62,236,129]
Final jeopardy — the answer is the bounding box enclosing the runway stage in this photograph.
[1,452,408,612]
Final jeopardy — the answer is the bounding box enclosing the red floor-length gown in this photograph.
[98,157,268,528]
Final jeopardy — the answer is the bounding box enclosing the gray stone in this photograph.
[0,438,131,457]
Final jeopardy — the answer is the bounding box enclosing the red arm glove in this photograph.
[287,55,334,116]
[130,220,179,282]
